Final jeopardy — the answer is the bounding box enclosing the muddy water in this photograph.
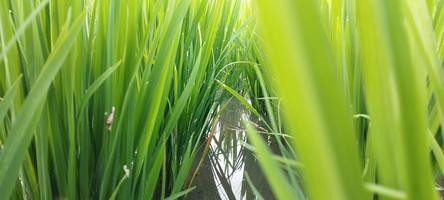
[185,100,276,200]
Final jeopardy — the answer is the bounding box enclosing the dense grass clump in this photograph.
[244,0,444,200]
[0,0,255,199]
[3,0,444,199]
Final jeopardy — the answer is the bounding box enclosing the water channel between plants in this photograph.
[185,100,276,200]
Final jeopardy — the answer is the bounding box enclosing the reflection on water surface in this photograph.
[186,100,276,200]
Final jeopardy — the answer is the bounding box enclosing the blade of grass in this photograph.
[245,122,299,200]
[0,13,85,198]
[254,0,369,199]
[0,0,49,61]
[0,75,22,123]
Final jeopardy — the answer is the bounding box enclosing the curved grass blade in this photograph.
[217,80,261,119]
[76,60,121,121]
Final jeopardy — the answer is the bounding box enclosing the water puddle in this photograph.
[186,100,276,200]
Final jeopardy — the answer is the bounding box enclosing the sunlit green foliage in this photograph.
[0,0,254,199]
[3,0,444,199]
[247,0,444,199]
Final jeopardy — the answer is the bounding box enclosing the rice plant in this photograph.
[3,0,444,199]
[0,0,256,199]
[246,0,444,199]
